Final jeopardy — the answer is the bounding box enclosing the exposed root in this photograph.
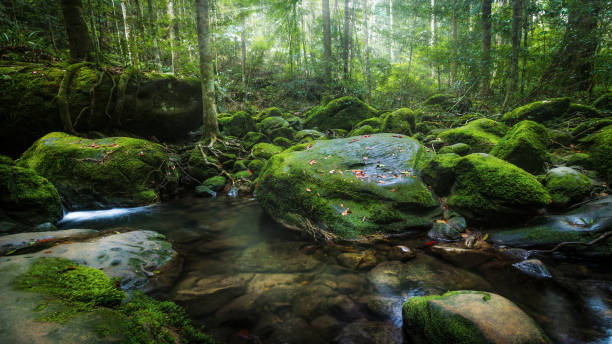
[56,62,89,135]
[528,231,612,256]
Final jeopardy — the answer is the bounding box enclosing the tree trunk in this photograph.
[362,0,371,98]
[111,0,127,64]
[60,0,92,62]
[480,0,492,98]
[342,0,350,78]
[147,0,163,71]
[322,0,332,82]
[520,0,530,96]
[133,0,148,67]
[450,1,458,85]
[195,0,220,141]
[120,0,136,65]
[503,0,522,109]
[430,0,435,79]
[241,19,247,103]
[86,0,100,64]
[168,0,179,74]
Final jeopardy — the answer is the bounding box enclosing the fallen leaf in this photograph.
[424,241,436,246]
[340,203,344,208]
[329,170,335,174]
[341,208,350,216]
[363,156,368,161]
[390,188,396,192]
[377,180,386,184]
[361,216,366,222]
[301,280,309,285]
[306,144,313,150]
[483,233,489,241]
[309,159,317,165]
[306,188,311,192]
[139,151,144,156]
[237,329,250,339]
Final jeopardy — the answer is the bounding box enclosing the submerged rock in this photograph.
[438,119,508,153]
[402,290,550,344]
[304,96,378,131]
[18,132,179,210]
[0,228,98,255]
[256,133,440,241]
[512,259,552,279]
[491,120,550,173]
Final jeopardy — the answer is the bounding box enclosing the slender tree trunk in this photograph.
[322,0,332,82]
[342,0,350,78]
[503,0,522,109]
[195,0,220,141]
[111,0,127,64]
[120,0,135,65]
[147,0,162,71]
[450,1,458,85]
[168,0,179,74]
[86,0,100,64]
[388,0,394,62]
[480,0,492,98]
[520,0,529,97]
[430,0,436,78]
[60,0,92,62]
[241,18,247,103]
[133,0,148,68]
[362,0,371,98]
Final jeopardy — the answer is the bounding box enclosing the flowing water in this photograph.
[58,197,612,344]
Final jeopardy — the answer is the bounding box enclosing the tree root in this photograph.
[197,143,234,186]
[56,62,89,135]
[528,231,612,256]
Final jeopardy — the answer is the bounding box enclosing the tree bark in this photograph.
[520,0,530,96]
[480,0,492,98]
[60,0,92,62]
[195,0,220,141]
[168,0,179,74]
[362,0,371,98]
[450,1,458,85]
[241,18,247,103]
[147,0,163,71]
[322,0,332,82]
[342,0,350,78]
[503,0,522,108]
[120,0,136,65]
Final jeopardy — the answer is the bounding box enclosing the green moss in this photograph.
[349,125,377,136]
[439,119,508,153]
[187,148,219,181]
[566,103,601,118]
[423,94,472,112]
[381,108,418,135]
[582,124,612,183]
[218,111,256,138]
[415,121,443,135]
[232,160,248,172]
[422,153,463,196]
[273,136,293,148]
[18,132,177,209]
[593,92,612,112]
[565,153,593,169]
[269,127,296,140]
[490,120,550,173]
[247,159,265,175]
[294,129,325,142]
[448,154,550,224]
[304,96,378,131]
[502,97,571,124]
[255,107,284,121]
[572,118,612,139]
[252,142,283,159]
[402,291,490,344]
[242,131,267,149]
[544,167,592,207]
[258,116,290,136]
[438,143,471,156]
[355,117,382,129]
[0,154,15,165]
[0,163,62,224]
[202,175,226,192]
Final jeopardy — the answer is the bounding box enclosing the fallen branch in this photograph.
[528,231,612,255]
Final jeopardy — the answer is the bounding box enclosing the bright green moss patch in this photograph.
[273,136,293,148]
[202,176,226,192]
[355,117,382,129]
[448,154,550,224]
[502,97,570,124]
[18,132,178,209]
[349,125,377,136]
[491,120,550,173]
[381,108,418,135]
[252,142,283,159]
[544,167,592,207]
[304,96,378,131]
[438,143,471,156]
[439,119,508,153]
[258,116,290,136]
[581,124,612,183]
[421,153,462,196]
[218,111,256,138]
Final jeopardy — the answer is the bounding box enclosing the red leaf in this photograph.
[424,241,436,246]
[309,159,317,165]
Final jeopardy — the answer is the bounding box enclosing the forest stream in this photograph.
[52,196,612,344]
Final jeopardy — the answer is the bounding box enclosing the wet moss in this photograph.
[421,153,462,196]
[252,142,283,159]
[304,96,378,131]
[502,97,571,124]
[564,153,593,169]
[581,124,612,183]
[217,111,256,138]
[355,117,382,129]
[202,176,226,192]
[566,103,601,118]
[258,116,290,136]
[242,131,267,149]
[381,108,418,135]
[349,125,377,136]
[490,120,550,173]
[593,93,612,112]
[247,159,265,175]
[572,118,612,139]
[188,148,220,181]
[255,107,284,122]
[294,129,325,142]
[543,167,592,207]
[273,136,293,148]
[438,143,471,156]
[439,119,508,153]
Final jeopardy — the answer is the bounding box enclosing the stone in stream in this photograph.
[402,290,550,344]
[336,249,377,270]
[512,259,552,279]
[18,132,180,210]
[0,228,98,255]
[236,242,321,273]
[256,133,441,242]
[543,167,592,208]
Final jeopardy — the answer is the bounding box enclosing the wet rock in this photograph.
[310,314,341,338]
[256,134,441,242]
[335,319,402,344]
[265,317,326,344]
[337,249,377,270]
[387,245,416,262]
[429,244,495,268]
[236,242,321,273]
[403,290,550,344]
[0,228,98,255]
[502,97,570,125]
[428,212,467,241]
[543,167,592,208]
[358,295,404,319]
[174,273,254,315]
[512,259,552,279]
[334,273,366,294]
[246,273,305,294]
[328,295,361,321]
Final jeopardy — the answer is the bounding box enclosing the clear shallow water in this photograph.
[59,197,612,344]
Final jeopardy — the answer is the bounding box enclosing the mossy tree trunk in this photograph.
[60,0,92,62]
[196,0,220,142]
[57,62,89,135]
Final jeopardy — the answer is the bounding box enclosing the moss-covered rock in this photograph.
[0,155,15,165]
[304,96,378,131]
[202,176,226,192]
[272,136,293,148]
[543,167,592,208]
[438,143,471,156]
[581,124,612,183]
[256,133,440,241]
[448,154,550,224]
[439,119,508,153]
[421,153,463,196]
[349,125,377,136]
[247,159,265,176]
[490,120,550,173]
[423,94,472,112]
[242,131,267,149]
[402,290,550,344]
[355,117,382,129]
[502,97,571,124]
[593,92,612,112]
[255,107,284,122]
[0,163,62,227]
[258,116,290,135]
[217,111,256,138]
[187,147,220,182]
[269,127,296,141]
[566,103,601,118]
[381,108,418,135]
[252,142,283,159]
[572,118,612,139]
[564,153,593,169]
[294,129,325,142]
[18,132,179,210]
[415,121,444,135]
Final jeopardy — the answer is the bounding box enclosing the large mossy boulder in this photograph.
[381,108,418,135]
[218,111,256,138]
[294,129,325,142]
[0,159,62,227]
[438,119,508,153]
[256,134,441,241]
[18,132,179,210]
[255,107,284,122]
[187,147,219,182]
[251,142,283,159]
[402,290,550,344]
[447,154,550,224]
[490,120,550,173]
[502,97,570,124]
[543,167,592,208]
[258,116,290,136]
[581,124,612,183]
[304,96,378,131]
[421,153,463,196]
[423,93,472,113]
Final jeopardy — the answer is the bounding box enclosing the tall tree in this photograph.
[195,0,220,141]
[60,0,92,61]
[503,0,522,109]
[450,0,458,85]
[362,0,371,98]
[322,0,332,82]
[168,0,179,74]
[480,0,492,98]
[342,0,350,78]
[120,0,136,65]
[147,0,163,71]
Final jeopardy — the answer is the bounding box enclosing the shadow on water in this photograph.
[59,197,612,344]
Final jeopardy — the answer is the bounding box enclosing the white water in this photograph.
[58,206,154,224]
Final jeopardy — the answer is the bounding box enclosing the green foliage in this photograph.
[581,124,612,183]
